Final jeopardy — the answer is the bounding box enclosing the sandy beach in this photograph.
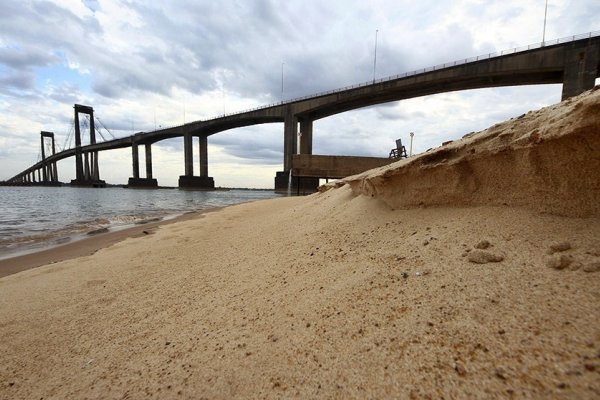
[1,88,600,399]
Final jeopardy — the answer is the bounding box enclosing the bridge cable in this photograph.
[61,120,75,151]
[95,116,116,140]
[95,127,107,142]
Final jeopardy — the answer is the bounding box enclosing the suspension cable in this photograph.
[96,127,107,142]
[61,120,74,151]
[95,116,116,139]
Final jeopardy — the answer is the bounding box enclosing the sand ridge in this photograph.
[334,86,600,218]
[1,89,600,399]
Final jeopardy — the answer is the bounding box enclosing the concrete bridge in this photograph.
[6,32,600,191]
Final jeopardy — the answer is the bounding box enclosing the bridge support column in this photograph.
[39,131,60,186]
[51,133,58,182]
[84,152,90,180]
[275,111,298,192]
[562,43,600,100]
[299,118,313,155]
[71,104,105,187]
[199,135,208,177]
[145,144,154,180]
[178,133,214,190]
[132,142,140,179]
[74,109,84,181]
[275,112,319,194]
[41,134,48,182]
[183,132,193,177]
[128,141,158,188]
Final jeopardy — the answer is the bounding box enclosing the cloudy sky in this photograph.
[0,0,598,188]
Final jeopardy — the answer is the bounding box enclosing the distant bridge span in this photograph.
[7,32,600,191]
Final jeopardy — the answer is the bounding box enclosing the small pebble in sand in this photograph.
[583,262,600,273]
[547,241,572,254]
[475,240,491,250]
[454,362,467,376]
[546,254,574,270]
[468,250,504,264]
[495,368,508,380]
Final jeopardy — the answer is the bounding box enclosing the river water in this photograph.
[0,186,281,260]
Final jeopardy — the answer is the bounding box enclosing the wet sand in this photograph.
[0,209,220,278]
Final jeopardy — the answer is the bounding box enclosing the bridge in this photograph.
[5,32,600,192]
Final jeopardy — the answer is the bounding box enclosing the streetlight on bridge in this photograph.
[281,61,285,103]
[373,29,379,83]
[542,0,548,45]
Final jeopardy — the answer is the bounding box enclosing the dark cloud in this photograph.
[0,46,58,69]
[376,106,426,121]
[209,125,283,164]
[47,82,84,104]
[0,70,36,91]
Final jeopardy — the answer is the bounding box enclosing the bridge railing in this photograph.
[149,30,600,133]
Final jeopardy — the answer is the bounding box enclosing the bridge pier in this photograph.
[39,131,60,186]
[562,41,600,100]
[71,105,105,187]
[178,134,214,189]
[128,141,158,188]
[275,114,319,194]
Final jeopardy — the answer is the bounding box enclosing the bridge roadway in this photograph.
[8,32,600,191]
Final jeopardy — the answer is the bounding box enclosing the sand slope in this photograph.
[1,89,600,399]
[335,86,600,217]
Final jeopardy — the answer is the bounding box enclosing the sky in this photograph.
[0,0,598,188]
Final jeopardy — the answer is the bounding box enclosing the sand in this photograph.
[1,88,600,399]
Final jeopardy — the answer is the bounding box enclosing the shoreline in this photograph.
[0,206,223,278]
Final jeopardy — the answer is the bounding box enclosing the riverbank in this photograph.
[0,187,280,265]
[0,208,218,278]
[1,88,599,398]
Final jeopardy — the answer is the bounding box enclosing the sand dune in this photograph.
[1,88,599,399]
[333,86,600,217]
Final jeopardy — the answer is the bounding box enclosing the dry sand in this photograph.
[1,88,600,399]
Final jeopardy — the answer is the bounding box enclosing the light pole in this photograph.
[409,132,414,157]
[542,0,548,45]
[281,62,285,103]
[373,29,378,83]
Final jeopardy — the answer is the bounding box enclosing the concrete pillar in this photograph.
[562,42,600,100]
[51,134,57,182]
[40,133,47,182]
[84,152,90,180]
[74,109,84,181]
[184,132,193,176]
[283,108,298,171]
[132,142,140,179]
[71,105,104,186]
[179,132,214,189]
[89,112,99,180]
[145,143,153,179]
[299,118,313,155]
[199,135,208,177]
[128,142,158,188]
[276,110,319,193]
